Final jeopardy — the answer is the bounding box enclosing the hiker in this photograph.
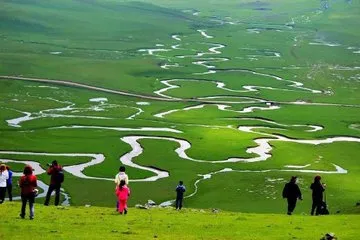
[44,160,64,206]
[0,164,9,204]
[114,166,129,210]
[310,175,325,215]
[282,176,302,215]
[115,180,130,214]
[19,165,38,220]
[175,181,186,210]
[6,166,13,201]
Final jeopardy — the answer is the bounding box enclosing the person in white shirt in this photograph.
[114,166,129,211]
[0,164,9,204]
[115,166,129,186]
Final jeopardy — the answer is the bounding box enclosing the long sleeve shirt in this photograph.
[19,174,37,195]
[115,172,129,185]
[0,170,9,187]
[176,185,186,199]
[7,170,13,185]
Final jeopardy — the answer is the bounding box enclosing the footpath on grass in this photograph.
[1,202,359,240]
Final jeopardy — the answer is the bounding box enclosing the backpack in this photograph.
[55,170,65,184]
[319,201,329,215]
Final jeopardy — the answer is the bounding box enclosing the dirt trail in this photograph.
[0,75,177,102]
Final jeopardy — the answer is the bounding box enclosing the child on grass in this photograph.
[114,166,129,210]
[116,180,130,214]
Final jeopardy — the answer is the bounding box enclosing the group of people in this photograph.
[0,164,13,203]
[2,161,186,219]
[3,161,328,219]
[113,166,186,214]
[282,175,327,215]
[0,161,64,220]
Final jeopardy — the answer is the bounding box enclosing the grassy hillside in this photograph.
[1,202,360,240]
[0,0,359,213]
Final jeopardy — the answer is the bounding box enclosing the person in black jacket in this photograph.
[282,176,302,215]
[310,175,325,215]
[175,181,186,210]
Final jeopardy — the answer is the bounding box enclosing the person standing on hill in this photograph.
[115,180,130,214]
[115,166,129,186]
[175,181,186,210]
[6,166,13,201]
[44,160,64,206]
[310,175,326,215]
[19,165,38,220]
[0,164,9,204]
[114,166,129,210]
[282,176,302,215]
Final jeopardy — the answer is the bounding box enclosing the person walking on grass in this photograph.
[6,165,13,201]
[0,164,9,204]
[310,175,326,215]
[44,160,64,206]
[282,176,302,215]
[115,180,130,214]
[19,165,37,220]
[114,166,129,210]
[175,181,186,210]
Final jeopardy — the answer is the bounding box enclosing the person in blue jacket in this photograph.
[6,166,13,201]
[175,181,186,210]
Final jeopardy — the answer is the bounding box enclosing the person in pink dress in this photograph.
[115,180,130,214]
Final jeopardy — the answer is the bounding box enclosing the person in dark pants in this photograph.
[0,164,9,204]
[282,176,302,215]
[175,181,186,210]
[19,165,37,220]
[310,175,325,215]
[6,166,13,201]
[44,160,63,206]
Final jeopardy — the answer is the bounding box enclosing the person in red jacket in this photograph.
[19,165,37,220]
[44,160,63,206]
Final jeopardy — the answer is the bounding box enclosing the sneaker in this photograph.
[124,209,128,215]
[287,212,292,215]
[19,214,25,219]
[30,216,34,220]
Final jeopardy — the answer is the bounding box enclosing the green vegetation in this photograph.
[1,203,360,240]
[0,0,359,215]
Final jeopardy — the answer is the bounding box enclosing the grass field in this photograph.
[1,0,360,215]
[1,203,360,240]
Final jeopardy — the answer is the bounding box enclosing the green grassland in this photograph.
[1,203,360,240]
[1,0,360,215]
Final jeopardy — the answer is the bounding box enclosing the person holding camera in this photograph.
[44,160,64,206]
[310,175,326,215]
[19,165,38,220]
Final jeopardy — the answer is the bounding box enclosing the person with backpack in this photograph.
[115,180,130,214]
[282,176,302,215]
[44,160,64,206]
[310,175,326,215]
[19,165,38,220]
[175,181,186,210]
[6,165,13,201]
[0,164,9,204]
